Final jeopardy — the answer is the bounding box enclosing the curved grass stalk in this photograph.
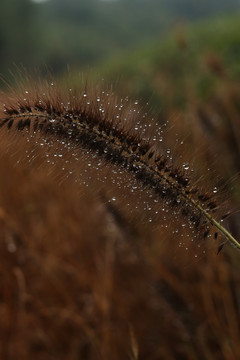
[1,85,239,251]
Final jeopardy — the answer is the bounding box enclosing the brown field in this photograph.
[0,76,240,360]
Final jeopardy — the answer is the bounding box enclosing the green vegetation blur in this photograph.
[1,0,240,82]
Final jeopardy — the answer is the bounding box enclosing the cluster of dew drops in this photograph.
[11,83,219,256]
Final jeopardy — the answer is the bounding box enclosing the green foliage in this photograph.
[0,0,44,78]
[93,13,240,114]
[1,0,240,79]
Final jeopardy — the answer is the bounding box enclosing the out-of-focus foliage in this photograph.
[0,0,43,76]
[161,0,240,18]
[1,0,240,78]
[93,13,240,114]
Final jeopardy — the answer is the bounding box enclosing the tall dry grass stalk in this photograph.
[0,80,239,252]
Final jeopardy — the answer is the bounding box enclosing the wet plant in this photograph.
[0,81,239,252]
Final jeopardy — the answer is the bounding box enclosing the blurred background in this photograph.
[2,0,240,114]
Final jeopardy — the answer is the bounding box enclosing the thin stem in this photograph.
[190,198,240,249]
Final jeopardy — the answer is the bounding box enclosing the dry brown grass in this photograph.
[0,94,240,359]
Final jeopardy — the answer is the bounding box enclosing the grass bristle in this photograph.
[0,82,239,250]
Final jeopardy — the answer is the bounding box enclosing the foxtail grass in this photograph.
[0,82,239,251]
